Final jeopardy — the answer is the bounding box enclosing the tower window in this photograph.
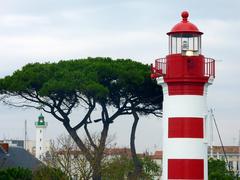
[169,34,201,56]
[40,147,41,150]
[40,138,42,142]
[40,130,42,133]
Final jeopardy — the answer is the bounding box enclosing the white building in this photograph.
[35,113,48,160]
[209,146,240,174]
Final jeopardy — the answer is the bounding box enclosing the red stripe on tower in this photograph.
[168,159,204,179]
[168,117,204,138]
[167,82,205,96]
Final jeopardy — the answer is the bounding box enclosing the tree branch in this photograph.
[129,106,143,178]
[63,121,94,164]
[98,122,109,162]
[66,94,78,115]
[73,100,96,131]
[84,124,98,150]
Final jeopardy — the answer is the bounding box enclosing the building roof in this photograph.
[54,147,132,158]
[1,140,24,148]
[150,150,163,160]
[105,148,132,157]
[0,146,42,170]
[167,11,203,35]
[38,113,44,120]
[209,146,240,154]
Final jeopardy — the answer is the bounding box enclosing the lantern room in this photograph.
[167,11,203,56]
[151,11,215,80]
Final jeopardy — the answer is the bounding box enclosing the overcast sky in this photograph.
[0,0,240,152]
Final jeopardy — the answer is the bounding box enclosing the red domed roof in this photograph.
[167,11,203,35]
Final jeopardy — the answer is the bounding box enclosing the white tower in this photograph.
[35,113,48,160]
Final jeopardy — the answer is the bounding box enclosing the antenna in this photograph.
[24,120,27,149]
[238,130,240,177]
[210,108,230,170]
[215,59,223,62]
[238,130,240,146]
[208,109,214,158]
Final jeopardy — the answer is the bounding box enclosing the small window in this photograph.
[40,130,42,133]
[40,138,42,142]
[40,147,41,150]
[169,34,201,56]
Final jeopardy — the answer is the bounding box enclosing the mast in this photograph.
[209,109,214,158]
[24,120,27,149]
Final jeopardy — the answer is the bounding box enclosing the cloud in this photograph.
[0,30,164,67]
[199,19,240,49]
[0,0,240,150]
[0,15,50,27]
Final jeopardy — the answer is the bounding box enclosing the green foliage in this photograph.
[208,158,236,180]
[0,57,162,109]
[0,167,32,180]
[0,166,68,180]
[102,155,132,179]
[102,155,161,180]
[33,166,69,180]
[141,156,161,179]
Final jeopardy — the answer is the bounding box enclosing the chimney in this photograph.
[0,143,9,153]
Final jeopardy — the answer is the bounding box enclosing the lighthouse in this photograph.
[35,113,48,160]
[151,11,215,180]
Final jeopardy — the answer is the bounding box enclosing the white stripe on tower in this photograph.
[160,81,209,180]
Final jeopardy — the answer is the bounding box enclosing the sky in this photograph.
[0,0,240,153]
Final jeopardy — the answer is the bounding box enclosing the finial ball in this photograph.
[181,11,189,21]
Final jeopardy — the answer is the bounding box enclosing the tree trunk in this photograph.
[63,122,93,163]
[63,117,109,180]
[91,123,109,180]
[129,110,143,179]
[92,161,102,180]
[92,175,101,180]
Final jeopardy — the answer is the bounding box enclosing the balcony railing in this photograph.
[205,58,215,78]
[151,57,215,79]
[151,58,167,79]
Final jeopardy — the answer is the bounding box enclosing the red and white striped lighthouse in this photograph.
[151,11,215,180]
